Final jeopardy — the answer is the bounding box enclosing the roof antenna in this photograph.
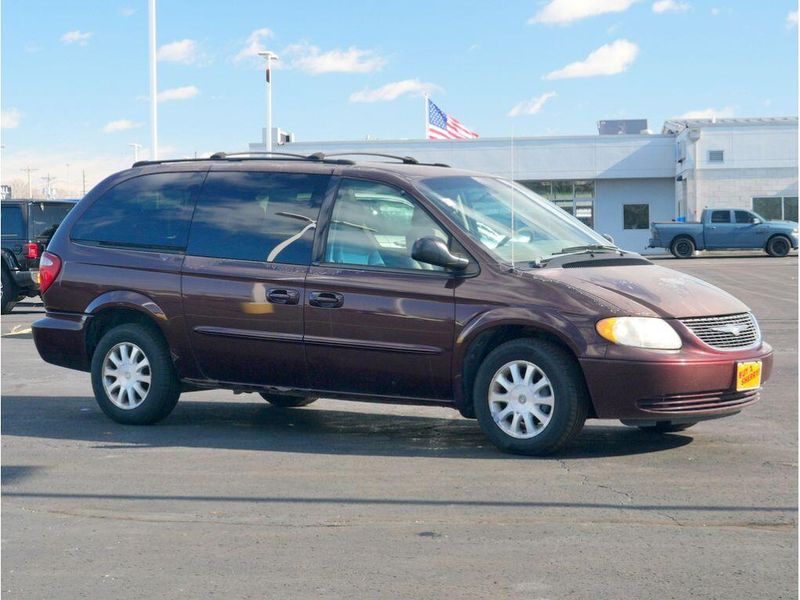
[510,125,516,269]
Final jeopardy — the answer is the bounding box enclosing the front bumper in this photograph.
[579,343,773,421]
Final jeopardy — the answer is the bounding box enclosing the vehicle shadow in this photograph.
[0,395,693,459]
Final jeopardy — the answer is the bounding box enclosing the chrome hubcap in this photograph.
[489,360,554,439]
[102,342,151,409]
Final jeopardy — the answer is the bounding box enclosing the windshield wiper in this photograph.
[557,244,619,254]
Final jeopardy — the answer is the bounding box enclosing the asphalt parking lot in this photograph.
[1,254,797,599]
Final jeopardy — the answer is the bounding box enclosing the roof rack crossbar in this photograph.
[311,152,420,165]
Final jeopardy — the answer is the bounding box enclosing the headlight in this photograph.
[792,228,798,235]
[596,317,682,350]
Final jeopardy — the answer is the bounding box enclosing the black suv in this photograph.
[1,199,76,313]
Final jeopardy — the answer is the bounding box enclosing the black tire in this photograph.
[637,421,696,433]
[259,393,317,408]
[766,235,791,257]
[473,338,589,455]
[1,269,19,314]
[670,237,695,259]
[90,323,181,425]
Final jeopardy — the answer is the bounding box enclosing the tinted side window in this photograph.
[30,203,74,239]
[324,179,449,271]
[711,210,731,223]
[187,171,329,264]
[734,211,756,224]
[1,205,24,238]
[72,172,202,251]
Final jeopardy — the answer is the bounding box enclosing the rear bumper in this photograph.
[11,269,39,293]
[32,311,91,371]
[579,344,773,421]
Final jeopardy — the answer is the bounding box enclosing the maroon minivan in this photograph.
[32,152,773,455]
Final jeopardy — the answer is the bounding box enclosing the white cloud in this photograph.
[508,92,557,117]
[121,7,135,17]
[349,79,441,103]
[676,106,735,119]
[652,0,690,13]
[283,43,386,74]
[544,39,639,79]
[103,119,142,133]
[60,30,92,45]
[157,39,199,64]
[787,10,798,28]
[529,0,637,25]
[234,28,273,64]
[1,108,22,129]
[157,86,200,102]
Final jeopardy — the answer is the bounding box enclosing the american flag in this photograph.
[427,98,479,140]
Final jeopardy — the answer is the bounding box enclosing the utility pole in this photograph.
[129,143,143,162]
[148,0,158,160]
[258,50,279,152]
[20,167,38,198]
[82,170,87,196]
[41,174,56,199]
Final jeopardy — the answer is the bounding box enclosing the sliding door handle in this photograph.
[267,288,300,305]
[309,291,344,308]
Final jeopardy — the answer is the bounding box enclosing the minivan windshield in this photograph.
[417,176,612,265]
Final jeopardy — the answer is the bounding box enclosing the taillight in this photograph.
[39,251,62,295]
[25,242,40,259]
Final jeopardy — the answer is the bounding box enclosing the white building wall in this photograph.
[595,178,675,253]
[694,167,798,217]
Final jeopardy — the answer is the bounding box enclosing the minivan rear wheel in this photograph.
[259,393,317,408]
[473,339,588,455]
[91,324,181,425]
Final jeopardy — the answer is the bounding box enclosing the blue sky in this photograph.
[1,0,797,192]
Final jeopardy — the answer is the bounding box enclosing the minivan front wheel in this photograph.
[91,324,180,425]
[473,339,588,455]
[259,393,317,408]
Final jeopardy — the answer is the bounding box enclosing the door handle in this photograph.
[267,288,300,305]
[309,291,344,308]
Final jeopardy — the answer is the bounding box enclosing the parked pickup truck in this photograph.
[649,208,798,258]
[1,199,76,313]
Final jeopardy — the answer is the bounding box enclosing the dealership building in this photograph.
[250,116,798,253]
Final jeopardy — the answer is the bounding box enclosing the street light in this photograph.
[258,51,279,153]
[148,0,158,160]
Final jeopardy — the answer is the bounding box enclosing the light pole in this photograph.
[258,51,278,152]
[148,0,158,160]
[129,143,143,162]
[21,167,38,198]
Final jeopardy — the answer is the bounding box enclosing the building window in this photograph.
[753,196,798,222]
[623,204,650,230]
[519,180,595,228]
[708,150,724,162]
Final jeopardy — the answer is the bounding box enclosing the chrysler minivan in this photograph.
[32,152,773,454]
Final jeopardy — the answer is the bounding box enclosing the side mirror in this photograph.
[753,218,762,225]
[602,233,615,244]
[412,236,469,271]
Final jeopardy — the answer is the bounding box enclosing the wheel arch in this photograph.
[84,291,170,363]
[454,310,596,418]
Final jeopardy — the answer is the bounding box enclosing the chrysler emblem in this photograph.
[711,324,746,336]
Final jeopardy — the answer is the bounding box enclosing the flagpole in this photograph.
[423,94,429,139]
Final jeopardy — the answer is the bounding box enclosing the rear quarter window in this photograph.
[71,172,203,251]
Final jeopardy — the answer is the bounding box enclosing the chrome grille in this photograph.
[680,313,760,350]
